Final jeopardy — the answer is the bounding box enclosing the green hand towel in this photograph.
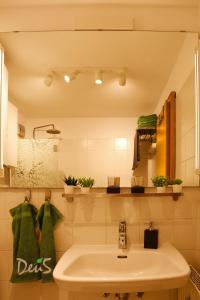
[10,203,41,283]
[37,202,63,282]
[137,114,157,128]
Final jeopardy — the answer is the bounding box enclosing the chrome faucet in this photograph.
[119,221,127,249]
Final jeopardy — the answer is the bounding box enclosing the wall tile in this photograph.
[0,281,11,300]
[179,250,197,266]
[185,158,196,186]
[73,224,106,244]
[0,219,12,250]
[195,219,200,250]
[4,191,24,219]
[73,197,106,224]
[172,220,196,250]
[1,187,200,300]
[0,192,8,219]
[106,198,140,224]
[0,251,11,280]
[8,283,41,300]
[41,283,59,300]
[184,128,195,160]
[54,223,73,251]
[138,197,175,220]
[174,190,197,219]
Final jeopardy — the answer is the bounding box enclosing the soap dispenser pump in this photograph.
[144,221,158,249]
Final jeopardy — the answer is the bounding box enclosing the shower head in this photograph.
[46,128,61,135]
[33,124,61,139]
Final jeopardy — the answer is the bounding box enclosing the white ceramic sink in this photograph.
[53,244,190,292]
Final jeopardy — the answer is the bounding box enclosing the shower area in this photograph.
[11,124,64,187]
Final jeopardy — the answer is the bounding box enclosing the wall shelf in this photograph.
[62,192,183,202]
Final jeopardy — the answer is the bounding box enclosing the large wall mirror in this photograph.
[0,30,199,188]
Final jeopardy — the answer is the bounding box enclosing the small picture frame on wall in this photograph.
[18,123,25,138]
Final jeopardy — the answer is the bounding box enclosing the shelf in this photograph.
[62,192,183,202]
[137,128,156,136]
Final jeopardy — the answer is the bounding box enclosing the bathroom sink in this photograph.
[53,244,190,292]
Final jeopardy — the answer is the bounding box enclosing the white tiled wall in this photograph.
[0,187,200,300]
[20,118,137,187]
[176,70,199,186]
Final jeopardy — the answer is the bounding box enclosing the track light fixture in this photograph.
[44,72,54,87]
[95,70,103,85]
[45,68,127,86]
[118,70,126,86]
[64,71,79,83]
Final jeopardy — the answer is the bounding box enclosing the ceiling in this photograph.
[0,0,197,6]
[0,31,186,117]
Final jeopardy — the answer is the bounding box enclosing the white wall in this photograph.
[155,34,198,114]
[4,101,18,167]
[0,4,198,32]
[22,117,137,187]
[154,34,199,186]
[0,187,199,300]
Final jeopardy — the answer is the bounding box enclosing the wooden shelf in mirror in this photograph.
[62,191,183,202]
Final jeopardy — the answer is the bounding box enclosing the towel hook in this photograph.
[24,189,31,203]
[45,189,51,202]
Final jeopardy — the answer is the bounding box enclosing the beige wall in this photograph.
[0,187,200,300]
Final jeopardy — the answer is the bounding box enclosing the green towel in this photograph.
[10,203,41,283]
[37,202,63,282]
[137,114,157,128]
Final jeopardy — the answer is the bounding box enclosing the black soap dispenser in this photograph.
[144,221,159,249]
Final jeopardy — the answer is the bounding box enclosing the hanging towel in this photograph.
[137,114,157,128]
[37,202,63,282]
[132,129,140,170]
[10,203,41,283]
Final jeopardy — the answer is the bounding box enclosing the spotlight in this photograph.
[118,70,126,86]
[44,73,53,87]
[64,71,79,83]
[95,70,103,85]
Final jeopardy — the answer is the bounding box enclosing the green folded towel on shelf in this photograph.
[10,203,40,283]
[137,114,157,128]
[37,202,63,282]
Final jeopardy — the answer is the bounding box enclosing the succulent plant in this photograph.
[174,178,183,185]
[64,176,78,186]
[78,177,94,188]
[151,176,167,187]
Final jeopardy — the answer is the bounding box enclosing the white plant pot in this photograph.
[81,187,91,194]
[172,185,182,193]
[64,185,74,194]
[156,186,166,193]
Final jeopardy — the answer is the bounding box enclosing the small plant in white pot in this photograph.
[63,176,78,194]
[151,176,167,193]
[79,177,94,194]
[172,178,183,193]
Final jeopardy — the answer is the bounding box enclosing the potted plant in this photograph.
[63,176,78,194]
[172,178,183,193]
[78,177,94,194]
[151,176,167,193]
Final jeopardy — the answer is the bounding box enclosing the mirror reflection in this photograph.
[0,31,198,188]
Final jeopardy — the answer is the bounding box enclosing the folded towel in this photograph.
[137,114,157,128]
[37,202,63,282]
[10,203,40,283]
